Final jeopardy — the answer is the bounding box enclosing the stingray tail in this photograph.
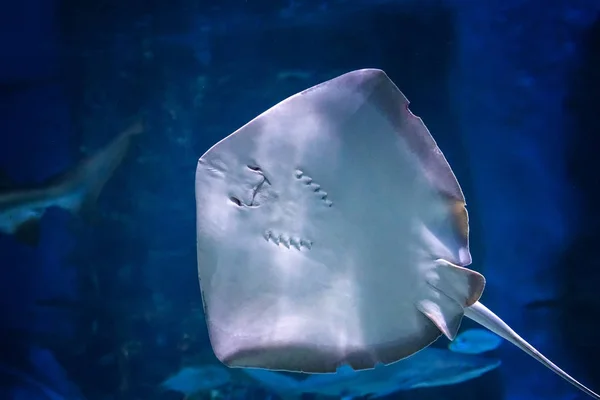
[465,301,600,399]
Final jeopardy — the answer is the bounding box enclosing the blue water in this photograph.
[0,1,599,399]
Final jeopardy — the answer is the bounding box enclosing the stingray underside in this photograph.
[195,69,485,373]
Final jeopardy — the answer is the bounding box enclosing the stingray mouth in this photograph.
[262,230,313,250]
[228,164,272,208]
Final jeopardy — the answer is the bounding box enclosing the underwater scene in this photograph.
[1,1,600,399]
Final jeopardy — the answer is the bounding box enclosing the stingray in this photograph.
[195,69,600,399]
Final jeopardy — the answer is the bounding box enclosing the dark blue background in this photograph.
[0,1,599,399]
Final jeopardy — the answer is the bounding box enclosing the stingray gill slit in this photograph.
[294,169,333,207]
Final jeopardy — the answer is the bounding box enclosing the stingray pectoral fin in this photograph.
[416,259,486,340]
[465,301,600,399]
[432,259,486,307]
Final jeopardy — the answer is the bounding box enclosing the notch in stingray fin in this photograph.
[450,200,469,241]
[464,301,600,399]
[14,218,41,246]
[447,200,472,265]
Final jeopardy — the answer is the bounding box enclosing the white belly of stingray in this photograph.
[196,69,479,372]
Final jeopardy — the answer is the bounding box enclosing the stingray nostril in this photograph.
[247,164,271,185]
[229,196,243,206]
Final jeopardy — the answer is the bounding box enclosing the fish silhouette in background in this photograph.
[243,347,500,400]
[0,342,86,400]
[194,69,600,399]
[159,348,254,399]
[448,329,503,355]
[160,365,231,398]
[0,119,143,246]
